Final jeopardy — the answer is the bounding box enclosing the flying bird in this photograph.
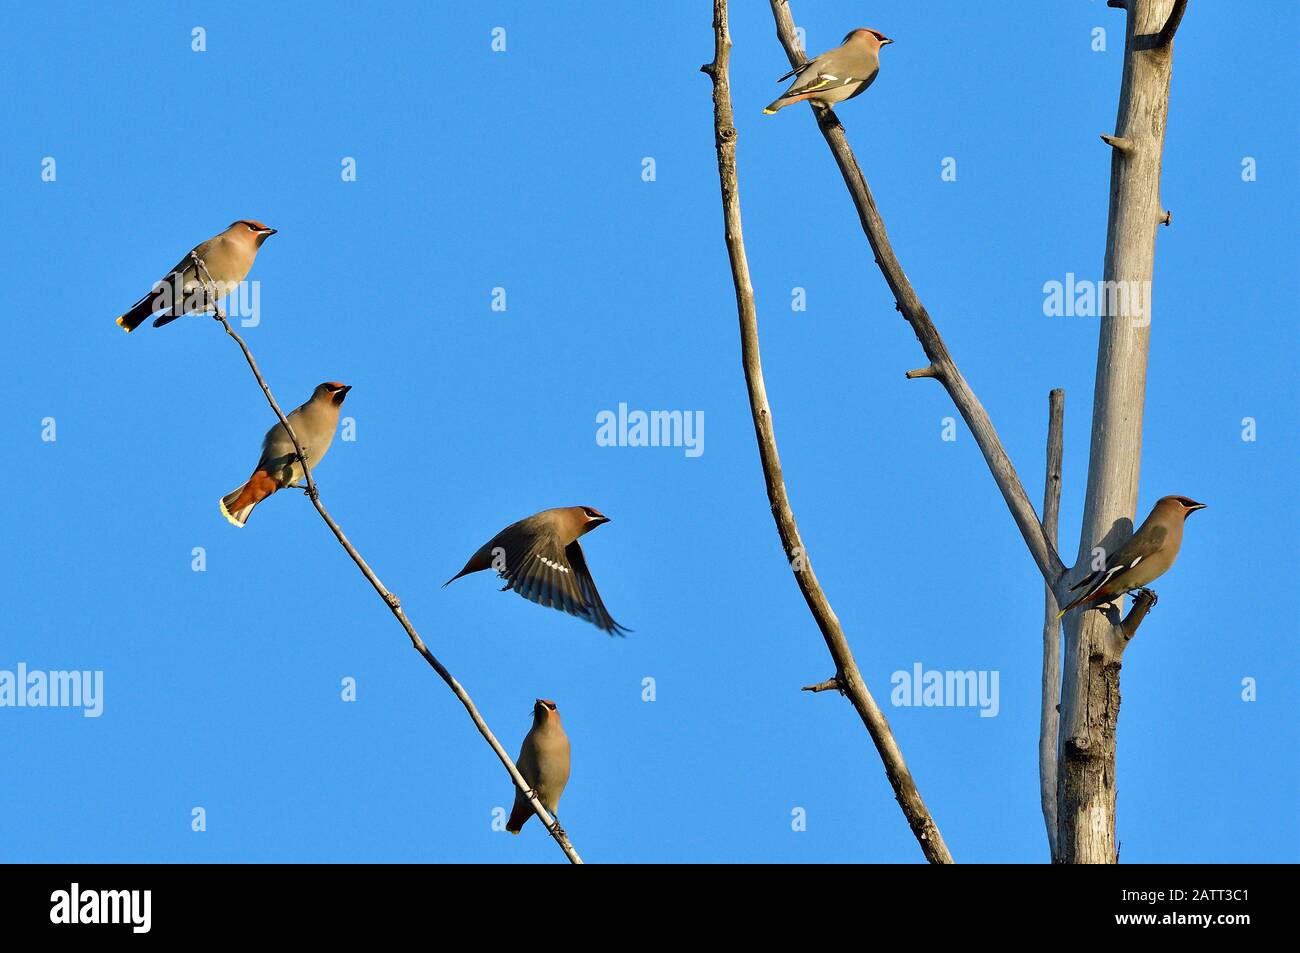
[115,220,276,332]
[1058,495,1206,618]
[764,28,893,115]
[507,698,572,835]
[445,506,628,635]
[219,382,351,527]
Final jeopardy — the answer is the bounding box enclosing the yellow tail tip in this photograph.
[218,498,246,528]
[762,107,778,115]
[115,316,132,332]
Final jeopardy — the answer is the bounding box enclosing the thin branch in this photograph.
[1100,134,1132,151]
[704,0,952,865]
[768,0,1066,587]
[1039,389,1064,861]
[1116,588,1157,645]
[801,676,845,695]
[1155,0,1188,48]
[191,255,582,865]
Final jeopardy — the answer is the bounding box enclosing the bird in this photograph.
[507,699,571,835]
[444,506,628,635]
[114,220,276,332]
[219,382,351,527]
[1057,496,1206,618]
[764,28,893,115]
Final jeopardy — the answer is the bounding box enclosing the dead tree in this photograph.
[705,0,1187,862]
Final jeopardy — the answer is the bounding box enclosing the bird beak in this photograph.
[264,228,277,236]
[332,385,352,404]
[592,515,611,526]
[881,37,894,45]
[1187,502,1206,512]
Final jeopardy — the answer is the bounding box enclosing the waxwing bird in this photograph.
[445,506,628,635]
[1058,496,1206,618]
[506,698,572,835]
[115,220,276,332]
[764,28,893,115]
[219,382,351,527]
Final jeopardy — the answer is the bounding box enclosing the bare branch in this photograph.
[1039,389,1064,861]
[768,0,1066,586]
[1100,134,1132,151]
[1116,588,1157,644]
[1155,0,1188,48]
[904,365,941,381]
[192,256,583,865]
[802,676,845,695]
[705,0,952,864]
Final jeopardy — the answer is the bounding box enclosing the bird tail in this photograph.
[1056,589,1098,619]
[443,547,493,587]
[764,90,818,114]
[116,289,171,333]
[219,471,277,528]
[506,800,532,835]
[219,487,257,528]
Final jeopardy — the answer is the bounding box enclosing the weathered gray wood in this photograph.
[1057,0,1184,865]
[1040,389,1064,861]
[767,0,1066,587]
[703,0,952,864]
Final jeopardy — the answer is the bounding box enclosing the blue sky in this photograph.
[1,1,1295,863]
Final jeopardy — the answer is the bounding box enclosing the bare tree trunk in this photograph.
[1056,0,1185,864]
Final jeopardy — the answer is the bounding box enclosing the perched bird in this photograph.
[764,28,893,115]
[219,382,351,527]
[507,699,572,835]
[445,506,628,635]
[115,220,276,332]
[1058,496,1206,618]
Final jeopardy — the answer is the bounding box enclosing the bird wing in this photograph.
[147,251,209,327]
[779,48,875,97]
[775,58,815,83]
[499,530,599,628]
[1064,523,1170,613]
[254,403,309,479]
[564,540,630,636]
[782,68,866,98]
